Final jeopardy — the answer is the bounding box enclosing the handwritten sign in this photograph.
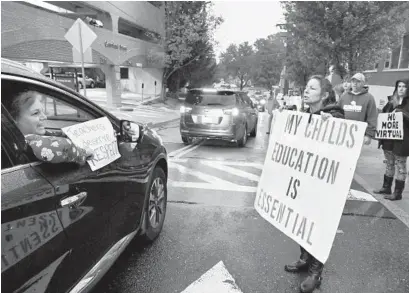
[375,112,403,140]
[255,111,366,263]
[62,117,121,171]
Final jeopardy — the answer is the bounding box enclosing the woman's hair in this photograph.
[309,75,337,106]
[391,80,409,108]
[9,90,41,120]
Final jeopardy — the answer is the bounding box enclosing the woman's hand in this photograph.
[320,111,332,121]
[84,147,94,160]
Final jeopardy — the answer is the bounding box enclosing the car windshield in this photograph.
[186,90,236,106]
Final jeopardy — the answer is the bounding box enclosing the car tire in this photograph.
[237,124,247,147]
[250,120,258,137]
[140,167,167,243]
[90,82,95,88]
[181,135,192,145]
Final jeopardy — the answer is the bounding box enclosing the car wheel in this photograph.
[250,120,258,137]
[90,82,95,88]
[237,124,247,147]
[140,167,167,243]
[181,135,192,145]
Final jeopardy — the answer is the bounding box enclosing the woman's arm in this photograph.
[25,134,89,164]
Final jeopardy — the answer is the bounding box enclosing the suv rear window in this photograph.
[186,90,236,106]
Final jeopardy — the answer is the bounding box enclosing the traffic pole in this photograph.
[78,21,87,98]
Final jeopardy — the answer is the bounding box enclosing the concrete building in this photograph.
[364,19,409,108]
[1,1,165,107]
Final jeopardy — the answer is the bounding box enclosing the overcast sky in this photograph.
[212,1,285,60]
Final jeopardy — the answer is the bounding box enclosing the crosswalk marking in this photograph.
[168,158,378,202]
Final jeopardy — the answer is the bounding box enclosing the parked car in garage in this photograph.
[1,58,168,293]
[180,88,258,147]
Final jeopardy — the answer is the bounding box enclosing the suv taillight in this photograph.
[180,106,192,113]
[223,108,239,116]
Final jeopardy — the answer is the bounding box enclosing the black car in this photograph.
[1,58,168,293]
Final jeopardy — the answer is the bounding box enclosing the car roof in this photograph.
[189,88,245,94]
[1,58,79,95]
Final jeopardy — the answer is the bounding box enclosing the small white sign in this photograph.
[64,18,97,53]
[62,117,121,171]
[255,110,366,264]
[375,112,403,140]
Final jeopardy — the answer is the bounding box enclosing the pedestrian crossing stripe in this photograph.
[168,159,377,202]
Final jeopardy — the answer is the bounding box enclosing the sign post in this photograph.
[142,83,144,102]
[154,80,157,98]
[64,18,97,98]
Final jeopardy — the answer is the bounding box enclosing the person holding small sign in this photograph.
[279,75,344,293]
[375,79,409,201]
[8,90,93,164]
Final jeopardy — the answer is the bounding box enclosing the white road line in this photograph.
[170,158,264,169]
[181,261,244,293]
[173,141,204,159]
[347,189,377,202]
[168,143,197,157]
[169,163,237,187]
[168,181,257,193]
[200,161,260,182]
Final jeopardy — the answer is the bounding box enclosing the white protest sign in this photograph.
[62,117,121,171]
[254,110,367,264]
[375,112,403,140]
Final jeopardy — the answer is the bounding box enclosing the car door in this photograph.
[242,93,258,129]
[238,93,254,132]
[1,108,72,293]
[2,77,147,292]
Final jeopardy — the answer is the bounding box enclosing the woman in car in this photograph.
[9,90,93,164]
[282,75,344,293]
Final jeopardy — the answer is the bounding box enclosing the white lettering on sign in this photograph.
[62,117,121,171]
[1,211,63,272]
[375,112,403,140]
[255,110,366,264]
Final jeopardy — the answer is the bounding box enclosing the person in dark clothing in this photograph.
[284,75,344,293]
[374,79,409,200]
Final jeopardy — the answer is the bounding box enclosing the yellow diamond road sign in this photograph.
[64,18,97,53]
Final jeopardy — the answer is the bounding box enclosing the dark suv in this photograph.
[179,88,258,147]
[1,58,168,293]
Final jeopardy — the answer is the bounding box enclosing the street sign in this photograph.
[64,18,97,53]
[64,18,97,98]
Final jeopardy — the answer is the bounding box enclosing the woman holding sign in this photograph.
[8,90,93,164]
[282,75,344,293]
[375,79,409,201]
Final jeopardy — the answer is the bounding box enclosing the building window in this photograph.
[120,68,129,79]
[399,34,409,69]
[384,51,392,69]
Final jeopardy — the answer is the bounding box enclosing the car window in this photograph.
[186,90,236,106]
[1,146,13,169]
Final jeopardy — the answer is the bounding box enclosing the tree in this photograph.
[252,34,286,89]
[219,42,256,90]
[147,1,223,98]
[281,1,409,84]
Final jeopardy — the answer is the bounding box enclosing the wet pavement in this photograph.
[95,111,409,293]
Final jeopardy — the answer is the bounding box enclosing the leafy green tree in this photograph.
[219,42,256,90]
[281,1,409,84]
[147,1,223,98]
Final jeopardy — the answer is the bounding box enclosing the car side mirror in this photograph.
[120,120,141,143]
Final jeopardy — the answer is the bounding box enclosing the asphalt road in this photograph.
[94,111,409,293]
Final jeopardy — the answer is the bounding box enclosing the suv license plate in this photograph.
[203,116,216,124]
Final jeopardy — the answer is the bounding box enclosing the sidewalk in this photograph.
[354,141,409,227]
[79,88,163,112]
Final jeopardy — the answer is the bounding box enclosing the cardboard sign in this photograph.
[254,111,367,263]
[62,117,121,171]
[375,112,403,140]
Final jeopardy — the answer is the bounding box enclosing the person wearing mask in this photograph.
[374,79,409,200]
[9,90,93,164]
[338,73,378,145]
[282,75,344,293]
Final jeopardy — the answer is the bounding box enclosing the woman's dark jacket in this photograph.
[305,104,345,119]
[379,79,409,157]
